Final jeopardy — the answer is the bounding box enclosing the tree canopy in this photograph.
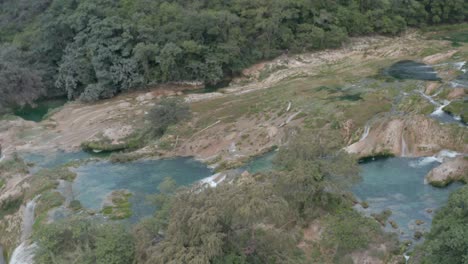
[414,185,468,264]
[0,0,466,106]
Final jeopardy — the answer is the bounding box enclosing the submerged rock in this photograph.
[414,231,423,240]
[389,220,399,229]
[101,190,133,220]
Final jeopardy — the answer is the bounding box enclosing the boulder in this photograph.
[425,157,468,187]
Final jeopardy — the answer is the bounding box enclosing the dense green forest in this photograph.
[0,0,466,111]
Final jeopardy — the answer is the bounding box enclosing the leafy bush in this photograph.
[147,98,191,137]
[34,217,135,264]
[415,186,468,264]
[323,209,382,255]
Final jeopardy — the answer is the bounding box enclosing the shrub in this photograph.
[147,98,191,138]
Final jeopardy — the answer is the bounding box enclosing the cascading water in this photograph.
[416,91,464,126]
[0,245,5,264]
[9,196,40,264]
[430,100,451,117]
[359,125,371,141]
[401,134,408,157]
[8,243,37,264]
[404,254,410,264]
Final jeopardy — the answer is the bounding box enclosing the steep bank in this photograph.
[425,156,468,187]
[346,115,466,158]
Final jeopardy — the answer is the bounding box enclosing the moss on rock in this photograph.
[101,190,133,220]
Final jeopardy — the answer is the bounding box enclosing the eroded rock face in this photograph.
[425,157,468,187]
[447,88,466,100]
[346,115,467,158]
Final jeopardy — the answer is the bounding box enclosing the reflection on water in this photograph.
[353,157,462,243]
[385,60,440,81]
[242,151,277,174]
[14,98,67,122]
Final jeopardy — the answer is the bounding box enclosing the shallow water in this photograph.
[242,151,276,174]
[386,60,440,81]
[21,150,96,174]
[14,98,67,122]
[353,157,462,242]
[241,152,463,243]
[72,158,212,222]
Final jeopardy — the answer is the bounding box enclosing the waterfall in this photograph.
[401,134,408,157]
[417,90,438,106]
[430,100,450,117]
[9,243,37,264]
[0,245,5,264]
[359,125,370,141]
[9,196,40,264]
[453,61,466,71]
[57,180,73,206]
[404,253,410,264]
[20,196,40,242]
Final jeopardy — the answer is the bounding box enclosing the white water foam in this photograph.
[9,196,41,264]
[200,173,226,188]
[404,253,410,264]
[417,90,438,106]
[453,61,466,71]
[9,242,37,264]
[409,150,462,168]
[359,125,370,141]
[430,100,450,117]
[437,149,461,159]
[409,156,441,168]
[401,135,408,157]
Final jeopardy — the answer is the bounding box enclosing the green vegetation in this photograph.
[426,23,468,45]
[443,100,468,124]
[69,200,82,211]
[30,129,404,263]
[36,190,65,216]
[0,0,466,110]
[33,191,65,230]
[130,131,376,264]
[0,195,23,220]
[101,190,133,220]
[371,209,393,226]
[412,185,468,264]
[34,217,135,264]
[147,98,191,138]
[323,209,399,261]
[24,167,77,200]
[0,153,29,175]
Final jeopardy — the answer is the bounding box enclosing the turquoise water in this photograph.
[14,98,67,122]
[238,152,462,243]
[20,150,102,175]
[353,157,462,242]
[72,158,212,222]
[242,151,277,174]
[22,148,462,239]
[385,60,440,81]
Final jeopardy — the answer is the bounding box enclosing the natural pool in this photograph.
[72,158,212,222]
[14,98,67,122]
[385,60,440,81]
[353,157,462,242]
[21,149,463,243]
[235,152,463,244]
